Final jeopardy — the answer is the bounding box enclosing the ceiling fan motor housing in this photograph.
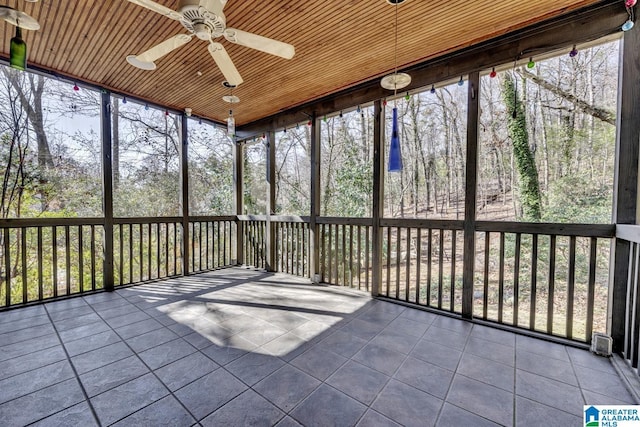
[178,0,226,40]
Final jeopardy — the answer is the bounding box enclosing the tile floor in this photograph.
[0,268,635,426]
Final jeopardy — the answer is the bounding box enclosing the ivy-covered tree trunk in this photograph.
[502,73,542,221]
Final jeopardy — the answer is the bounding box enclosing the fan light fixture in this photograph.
[381,0,409,172]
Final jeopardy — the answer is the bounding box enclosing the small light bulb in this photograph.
[144,104,149,110]
[458,77,464,86]
[527,58,535,69]
[622,19,635,31]
[489,68,497,78]
[430,85,435,94]
[122,96,127,104]
[569,46,578,58]
[626,0,637,7]
[307,120,312,126]
[73,83,79,91]
[357,105,361,113]
[405,92,410,100]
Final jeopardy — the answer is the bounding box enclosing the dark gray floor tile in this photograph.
[399,308,437,324]
[226,351,286,385]
[125,327,179,353]
[436,403,500,427]
[370,330,421,355]
[356,410,401,426]
[432,316,473,335]
[105,311,151,329]
[291,347,347,381]
[64,330,122,357]
[79,355,149,397]
[0,378,85,426]
[0,305,45,324]
[45,298,88,313]
[583,389,636,405]
[326,360,389,405]
[353,343,406,376]
[574,364,635,402]
[447,375,513,426]
[201,389,284,427]
[254,364,320,411]
[0,334,60,362]
[516,334,569,362]
[155,351,219,391]
[91,373,169,425]
[372,379,443,427]
[58,321,111,343]
[566,347,615,374]
[458,352,514,391]
[261,332,308,357]
[71,341,134,375]
[422,326,468,351]
[516,396,581,427]
[276,416,304,427]
[114,317,164,339]
[53,313,102,332]
[257,310,311,331]
[394,356,453,399]
[0,345,67,381]
[183,331,215,349]
[470,324,516,347]
[48,305,95,322]
[201,337,257,366]
[112,395,195,427]
[290,384,367,427]
[357,308,398,325]
[290,319,332,342]
[515,369,584,412]
[167,322,197,336]
[175,369,247,420]
[410,339,462,371]
[0,359,74,404]
[516,348,578,386]
[465,336,515,366]
[341,318,386,341]
[321,330,368,358]
[96,302,141,319]
[138,338,196,369]
[385,316,430,338]
[31,401,98,427]
[0,314,50,335]
[0,323,56,347]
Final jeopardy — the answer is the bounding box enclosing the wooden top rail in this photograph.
[476,221,615,237]
[114,217,183,224]
[316,217,373,226]
[381,218,464,229]
[189,215,238,222]
[616,224,640,243]
[0,217,105,227]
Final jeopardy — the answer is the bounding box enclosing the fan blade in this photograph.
[127,0,183,20]
[199,0,226,11]
[127,34,192,70]
[224,28,295,59]
[208,42,243,86]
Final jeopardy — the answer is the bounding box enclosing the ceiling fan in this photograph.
[125,0,295,86]
[0,0,40,71]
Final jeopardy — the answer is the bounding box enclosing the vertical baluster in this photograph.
[483,232,490,319]
[320,224,326,282]
[513,233,521,326]
[342,224,347,287]
[303,223,307,277]
[119,224,124,285]
[386,227,391,297]
[78,226,84,293]
[427,229,432,307]
[395,227,401,299]
[405,228,411,301]
[415,228,421,304]
[190,223,195,273]
[52,227,58,298]
[632,245,640,368]
[349,225,354,288]
[148,223,152,280]
[498,232,505,323]
[139,223,143,281]
[547,235,556,335]
[438,229,444,310]
[625,244,635,358]
[365,226,370,292]
[450,229,456,312]
[21,228,28,302]
[327,224,333,283]
[165,223,169,277]
[91,225,96,291]
[530,234,538,330]
[4,228,10,306]
[37,227,43,300]
[566,236,577,339]
[357,225,362,290]
[173,222,178,275]
[128,224,133,283]
[156,223,161,278]
[586,237,597,341]
[64,225,70,296]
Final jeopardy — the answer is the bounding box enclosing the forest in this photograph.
[0,36,621,339]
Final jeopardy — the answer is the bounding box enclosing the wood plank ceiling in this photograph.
[0,0,603,125]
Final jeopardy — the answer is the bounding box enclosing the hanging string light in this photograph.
[380,0,409,173]
[527,57,535,68]
[430,84,436,94]
[73,83,80,91]
[489,68,497,78]
[623,0,636,31]
[457,76,464,86]
[569,45,578,58]
[122,96,127,104]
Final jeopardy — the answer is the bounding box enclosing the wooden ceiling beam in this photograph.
[237,0,625,138]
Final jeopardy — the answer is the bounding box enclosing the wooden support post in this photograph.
[266,131,276,271]
[611,29,640,352]
[462,72,480,319]
[180,115,190,276]
[309,115,321,283]
[101,90,114,291]
[234,139,244,265]
[371,100,384,296]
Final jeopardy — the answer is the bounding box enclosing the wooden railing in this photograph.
[615,225,640,368]
[318,218,373,291]
[273,216,310,278]
[0,218,105,307]
[190,216,236,273]
[379,219,464,312]
[238,216,267,270]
